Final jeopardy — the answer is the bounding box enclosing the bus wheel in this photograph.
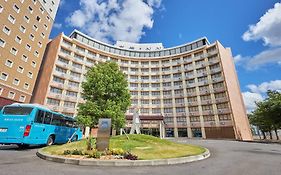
[47,135,54,146]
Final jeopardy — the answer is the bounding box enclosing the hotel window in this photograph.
[47,98,60,106]
[58,57,69,64]
[13,78,20,86]
[175,98,184,104]
[41,32,45,38]
[63,39,72,47]
[164,108,172,113]
[141,99,149,105]
[141,91,149,96]
[163,90,171,95]
[173,73,181,78]
[36,16,41,22]
[5,60,13,67]
[203,116,215,122]
[8,15,16,24]
[190,116,200,122]
[1,72,8,81]
[19,95,26,102]
[151,83,160,87]
[68,81,79,87]
[163,82,171,87]
[55,66,67,74]
[44,24,48,30]
[34,51,39,57]
[211,72,222,79]
[31,61,36,68]
[66,91,78,97]
[151,75,160,80]
[187,97,197,102]
[53,76,65,84]
[3,26,11,35]
[72,62,83,69]
[163,99,172,104]
[40,7,44,14]
[29,34,34,41]
[151,68,159,72]
[130,83,138,87]
[152,108,161,114]
[28,6,33,13]
[174,81,182,86]
[202,105,212,111]
[15,36,22,44]
[61,48,71,55]
[64,101,76,108]
[198,76,208,82]
[33,25,38,31]
[0,87,3,95]
[20,25,26,33]
[162,67,170,71]
[27,71,33,78]
[46,16,50,21]
[0,38,5,47]
[24,83,29,90]
[201,95,211,101]
[219,114,231,121]
[38,42,42,48]
[141,83,149,88]
[50,87,63,94]
[11,48,18,55]
[151,91,160,96]
[215,92,226,99]
[70,71,81,78]
[213,82,224,89]
[26,44,31,51]
[8,91,15,99]
[174,89,183,95]
[17,66,24,73]
[22,55,28,62]
[189,106,199,112]
[152,99,160,104]
[13,4,20,13]
[0,5,3,13]
[176,107,185,113]
[24,15,30,23]
[140,108,149,114]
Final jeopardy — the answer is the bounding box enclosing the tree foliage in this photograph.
[249,90,281,139]
[77,61,131,129]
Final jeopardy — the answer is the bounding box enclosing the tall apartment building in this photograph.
[32,30,252,140]
[0,0,60,106]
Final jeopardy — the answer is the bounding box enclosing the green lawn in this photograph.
[42,134,206,160]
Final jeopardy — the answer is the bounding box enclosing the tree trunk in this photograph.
[274,128,279,140]
[262,131,266,140]
[269,131,273,140]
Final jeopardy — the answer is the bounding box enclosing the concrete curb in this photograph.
[37,149,210,166]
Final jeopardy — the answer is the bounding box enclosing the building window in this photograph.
[0,87,3,95]
[8,15,16,24]
[5,60,13,67]
[38,42,42,48]
[19,95,26,102]
[34,51,39,57]
[3,26,11,35]
[8,91,15,99]
[29,34,34,41]
[0,38,5,47]
[13,4,20,13]
[33,25,38,31]
[31,61,36,67]
[53,76,65,84]
[20,25,26,33]
[28,6,33,13]
[13,78,20,86]
[27,72,33,78]
[10,48,18,55]
[15,36,22,44]
[64,101,76,108]
[0,5,3,13]
[17,66,24,73]
[24,15,30,23]
[36,16,41,22]
[46,98,60,106]
[24,83,29,90]
[46,16,50,21]
[39,7,44,14]
[50,87,63,94]
[22,55,28,62]
[1,72,8,81]
[25,44,31,51]
[44,24,48,30]
[41,33,45,38]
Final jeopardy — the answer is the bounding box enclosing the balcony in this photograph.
[217,108,231,114]
[204,121,216,127]
[197,80,209,86]
[186,92,197,97]
[199,89,211,95]
[215,97,229,103]
[201,100,212,105]
[213,87,226,92]
[193,55,205,61]
[212,77,224,83]
[189,111,200,116]
[219,120,233,126]
[206,49,218,57]
[196,72,208,77]
[48,93,62,99]
[190,122,201,127]
[202,110,214,115]
[210,68,221,74]
[208,58,220,65]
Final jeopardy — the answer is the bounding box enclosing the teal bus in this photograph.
[0,103,82,148]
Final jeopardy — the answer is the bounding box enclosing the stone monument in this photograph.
[96,118,111,151]
[130,107,141,134]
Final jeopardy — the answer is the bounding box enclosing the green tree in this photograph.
[77,61,131,130]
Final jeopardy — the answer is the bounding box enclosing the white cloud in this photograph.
[246,80,281,93]
[242,80,281,112]
[242,2,281,47]
[233,54,244,64]
[53,23,62,29]
[59,0,65,7]
[66,0,162,43]
[242,92,263,113]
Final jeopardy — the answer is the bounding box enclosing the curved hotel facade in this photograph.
[32,30,252,140]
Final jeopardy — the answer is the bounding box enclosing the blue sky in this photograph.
[50,0,281,112]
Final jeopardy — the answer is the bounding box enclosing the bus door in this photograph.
[52,114,65,143]
[0,106,34,140]
[31,110,53,143]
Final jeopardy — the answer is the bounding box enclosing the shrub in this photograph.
[110,148,125,156]
[123,152,138,160]
[71,149,83,155]
[63,150,72,155]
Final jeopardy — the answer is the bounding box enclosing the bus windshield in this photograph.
[3,107,34,115]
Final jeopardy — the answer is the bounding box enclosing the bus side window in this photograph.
[44,112,52,124]
[61,119,67,127]
[51,114,61,126]
[35,110,45,123]
[66,120,73,127]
